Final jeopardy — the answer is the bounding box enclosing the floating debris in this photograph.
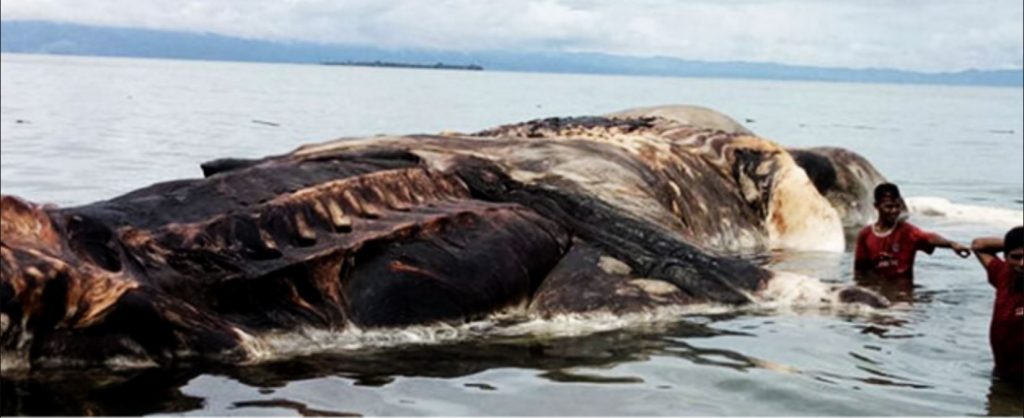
[252,119,281,127]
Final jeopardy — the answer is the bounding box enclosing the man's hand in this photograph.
[951,242,972,258]
[971,237,1003,268]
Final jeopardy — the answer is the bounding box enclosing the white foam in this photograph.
[756,271,884,314]
[905,196,1023,228]
[235,271,884,364]
[2,278,880,370]
[759,271,834,306]
[0,349,30,372]
[238,304,744,364]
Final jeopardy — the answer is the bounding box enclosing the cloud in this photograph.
[2,0,1021,72]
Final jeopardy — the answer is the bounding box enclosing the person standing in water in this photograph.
[854,183,971,281]
[971,226,1024,382]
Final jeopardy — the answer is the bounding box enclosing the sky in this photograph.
[2,0,1022,73]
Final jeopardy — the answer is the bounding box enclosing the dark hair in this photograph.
[873,183,901,202]
[1005,226,1023,252]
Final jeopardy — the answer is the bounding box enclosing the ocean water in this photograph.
[1,53,1022,416]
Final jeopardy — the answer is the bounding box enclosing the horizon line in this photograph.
[3,18,1023,76]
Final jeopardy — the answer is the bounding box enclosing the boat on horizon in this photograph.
[321,60,484,71]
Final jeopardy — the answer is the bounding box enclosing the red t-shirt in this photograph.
[986,258,1024,378]
[855,222,936,280]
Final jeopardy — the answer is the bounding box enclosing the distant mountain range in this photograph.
[2,20,1021,87]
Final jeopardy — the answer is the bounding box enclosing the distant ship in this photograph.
[321,60,484,71]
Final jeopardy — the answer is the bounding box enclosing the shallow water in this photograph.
[1,53,1022,416]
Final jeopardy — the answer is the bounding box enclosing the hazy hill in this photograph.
[2,20,1021,87]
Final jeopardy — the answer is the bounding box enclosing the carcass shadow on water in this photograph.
[0,318,761,416]
[0,367,204,416]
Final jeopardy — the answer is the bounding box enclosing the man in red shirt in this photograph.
[971,226,1024,382]
[854,183,971,281]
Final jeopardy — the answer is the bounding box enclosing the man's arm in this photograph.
[925,233,972,258]
[970,237,1003,268]
[853,229,874,277]
[853,257,874,276]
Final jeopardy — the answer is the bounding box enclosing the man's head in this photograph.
[1004,226,1023,277]
[873,183,904,227]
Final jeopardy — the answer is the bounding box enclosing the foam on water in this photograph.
[758,271,835,306]
[0,349,29,373]
[239,304,742,364]
[0,273,875,371]
[755,271,883,313]
[237,271,878,365]
[906,196,1023,228]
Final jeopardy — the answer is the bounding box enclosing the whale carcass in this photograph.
[0,106,887,370]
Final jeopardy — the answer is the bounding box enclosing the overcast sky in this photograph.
[2,0,1021,72]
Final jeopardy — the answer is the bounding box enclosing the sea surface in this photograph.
[1,53,1022,416]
